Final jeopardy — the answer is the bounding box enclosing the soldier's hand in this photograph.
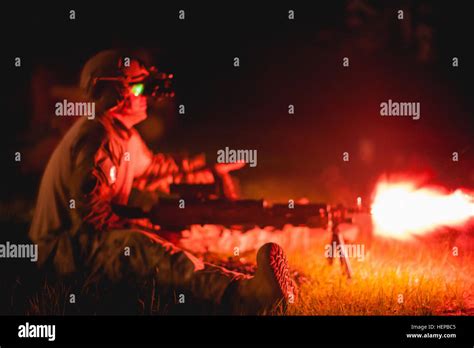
[182,153,206,172]
[155,154,179,177]
[214,162,246,175]
[183,170,215,184]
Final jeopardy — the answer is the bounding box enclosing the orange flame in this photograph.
[371,178,474,240]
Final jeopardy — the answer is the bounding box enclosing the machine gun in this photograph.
[158,186,356,278]
[114,183,360,278]
[154,184,357,224]
[150,197,327,230]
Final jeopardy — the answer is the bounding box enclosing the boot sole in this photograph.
[257,243,296,307]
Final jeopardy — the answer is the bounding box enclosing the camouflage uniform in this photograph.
[29,50,293,312]
[29,113,248,303]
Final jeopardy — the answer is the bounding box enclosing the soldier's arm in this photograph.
[129,130,243,198]
[130,130,211,192]
[70,127,124,232]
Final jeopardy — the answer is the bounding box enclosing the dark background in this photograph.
[2,1,473,207]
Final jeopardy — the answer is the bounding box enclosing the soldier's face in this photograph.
[123,60,149,113]
[125,90,147,114]
[111,60,149,127]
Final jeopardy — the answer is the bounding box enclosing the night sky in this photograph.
[3,1,473,204]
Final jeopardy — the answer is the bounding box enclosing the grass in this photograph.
[285,233,473,315]
[9,227,474,316]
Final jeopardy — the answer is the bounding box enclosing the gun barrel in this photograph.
[149,198,327,229]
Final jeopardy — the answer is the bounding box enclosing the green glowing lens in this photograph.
[131,83,144,96]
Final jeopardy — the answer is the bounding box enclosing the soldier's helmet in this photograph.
[79,49,151,112]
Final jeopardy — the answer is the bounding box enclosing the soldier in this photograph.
[29,49,296,314]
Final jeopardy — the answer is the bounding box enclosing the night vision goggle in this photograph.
[93,67,175,98]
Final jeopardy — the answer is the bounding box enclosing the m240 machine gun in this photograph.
[114,184,369,278]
